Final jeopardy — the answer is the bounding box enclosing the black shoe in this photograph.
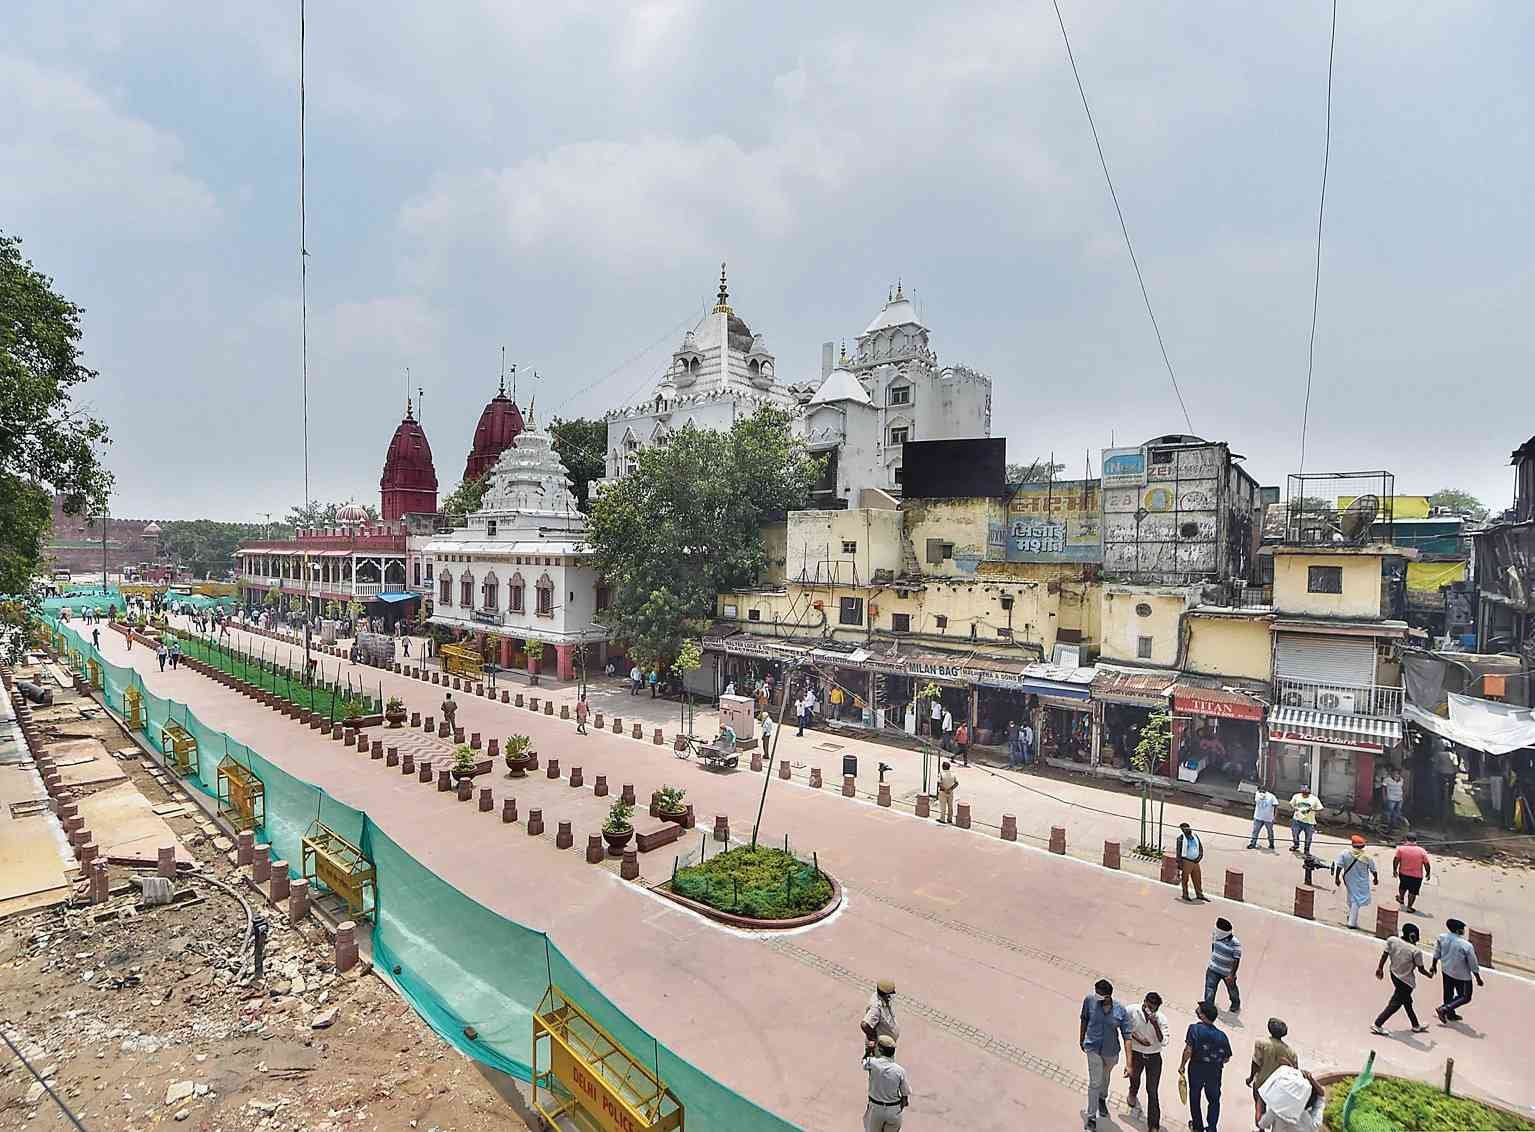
[1098,1101,1110,1117]
[1085,1119,1097,1131]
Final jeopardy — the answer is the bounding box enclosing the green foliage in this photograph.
[671,846,833,920]
[1428,488,1489,521]
[386,695,403,711]
[656,785,687,812]
[1133,708,1171,774]
[587,407,819,669]
[452,744,477,773]
[264,586,281,607]
[603,799,635,834]
[672,638,702,676]
[1322,1074,1531,1132]
[1006,458,1066,484]
[170,632,375,720]
[159,519,267,578]
[440,472,490,518]
[525,639,544,661]
[347,599,364,622]
[503,734,532,758]
[284,500,379,528]
[549,416,607,513]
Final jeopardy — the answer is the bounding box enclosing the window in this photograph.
[425,562,433,582]
[889,427,909,445]
[439,573,452,606]
[486,519,497,537]
[460,573,474,608]
[925,538,955,564]
[891,612,911,633]
[482,572,499,611]
[935,614,949,631]
[536,578,554,616]
[748,608,761,622]
[888,385,911,406]
[839,596,864,625]
[722,602,737,619]
[1137,636,1153,659]
[597,586,612,612]
[996,626,1013,640]
[1308,565,1343,594]
[413,561,421,587]
[893,465,903,484]
[511,573,525,612]
[841,540,857,554]
[1151,449,1173,465]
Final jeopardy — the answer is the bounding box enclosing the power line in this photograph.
[1298,0,1338,476]
[1050,0,1193,434]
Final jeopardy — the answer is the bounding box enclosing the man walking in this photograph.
[629,663,642,696]
[91,626,100,649]
[1125,990,1169,1132]
[1021,719,1035,766]
[861,1034,909,1131]
[1248,786,1278,850]
[953,719,970,767]
[935,760,958,824]
[1430,918,1484,1023]
[940,707,954,752]
[1288,785,1320,855]
[860,979,900,1055]
[1078,978,1132,1130]
[1372,922,1431,1035]
[1434,742,1460,820]
[440,691,457,730]
[1381,767,1406,832]
[1176,822,1208,902]
[169,640,181,669]
[1006,720,1024,769]
[1179,1001,1232,1132]
[575,695,589,734]
[929,695,943,739]
[794,693,807,738]
[1204,917,1242,1013]
[1392,833,1431,912]
[156,643,168,672]
[1246,1018,1297,1128]
[1332,834,1379,929]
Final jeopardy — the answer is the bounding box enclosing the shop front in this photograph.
[1265,706,1403,811]
[1170,683,1266,788]
[701,632,807,707]
[901,654,975,741]
[1092,668,1176,772]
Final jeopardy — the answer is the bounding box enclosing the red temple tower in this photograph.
[379,398,439,520]
[464,375,525,482]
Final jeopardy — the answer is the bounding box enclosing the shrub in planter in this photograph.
[450,744,479,785]
[602,799,635,855]
[385,696,406,728]
[656,785,687,820]
[504,733,536,777]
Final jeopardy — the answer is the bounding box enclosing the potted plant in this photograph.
[384,695,406,728]
[602,799,635,856]
[656,785,687,822]
[526,639,544,686]
[450,744,479,786]
[504,733,536,777]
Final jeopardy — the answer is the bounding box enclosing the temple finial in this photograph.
[405,394,413,419]
[895,276,903,299]
[713,261,732,314]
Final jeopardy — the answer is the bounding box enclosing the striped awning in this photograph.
[1267,706,1402,749]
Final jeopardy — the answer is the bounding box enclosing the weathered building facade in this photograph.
[1473,434,1535,682]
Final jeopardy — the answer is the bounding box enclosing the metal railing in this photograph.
[1274,676,1402,718]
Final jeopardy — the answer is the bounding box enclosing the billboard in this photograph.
[1006,479,1103,563]
[1102,447,1146,487]
[901,438,1007,499]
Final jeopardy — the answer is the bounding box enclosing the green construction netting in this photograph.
[41,615,794,1130]
[40,589,124,614]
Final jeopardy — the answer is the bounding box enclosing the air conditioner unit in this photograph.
[1281,686,1316,709]
[1317,690,1356,714]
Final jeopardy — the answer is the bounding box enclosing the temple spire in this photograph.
[713,261,732,314]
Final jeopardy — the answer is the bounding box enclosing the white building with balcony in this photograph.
[424,426,611,681]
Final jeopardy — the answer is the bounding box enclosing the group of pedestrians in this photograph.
[154,639,181,671]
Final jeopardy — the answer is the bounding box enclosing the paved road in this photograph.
[108,622,1534,1129]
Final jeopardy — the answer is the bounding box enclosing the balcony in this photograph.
[1274,676,1402,719]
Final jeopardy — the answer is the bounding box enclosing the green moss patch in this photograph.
[1324,1074,1533,1132]
[671,846,834,921]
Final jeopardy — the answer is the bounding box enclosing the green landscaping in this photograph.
[1324,1074,1533,1132]
[167,630,378,723]
[670,845,834,920]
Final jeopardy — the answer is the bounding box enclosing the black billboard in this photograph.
[901,438,1006,499]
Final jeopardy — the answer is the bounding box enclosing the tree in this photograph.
[1,232,112,659]
[1006,458,1066,484]
[587,408,820,668]
[1428,488,1489,521]
[550,416,607,512]
[159,519,268,578]
[285,500,378,528]
[440,473,489,518]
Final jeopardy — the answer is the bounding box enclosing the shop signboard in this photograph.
[1172,689,1264,722]
[1006,480,1103,563]
[702,634,801,660]
[1102,447,1147,488]
[906,658,971,683]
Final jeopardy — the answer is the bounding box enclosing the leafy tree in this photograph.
[1133,708,1171,775]
[550,416,607,512]
[159,519,267,578]
[1,232,112,659]
[440,473,489,518]
[285,500,378,528]
[587,408,819,668]
[1006,458,1066,484]
[1428,488,1489,521]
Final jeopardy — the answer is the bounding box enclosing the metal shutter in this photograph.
[1273,633,1375,685]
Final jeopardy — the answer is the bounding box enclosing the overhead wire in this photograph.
[1298,0,1339,476]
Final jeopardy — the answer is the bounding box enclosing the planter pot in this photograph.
[505,752,536,778]
[658,807,688,825]
[602,828,634,857]
[450,768,479,787]
[385,708,406,729]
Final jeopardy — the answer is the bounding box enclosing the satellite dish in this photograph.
[1340,494,1379,543]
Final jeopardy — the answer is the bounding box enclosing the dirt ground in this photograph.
[2,665,531,1132]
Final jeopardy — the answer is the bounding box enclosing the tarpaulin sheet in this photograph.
[1404,693,1535,755]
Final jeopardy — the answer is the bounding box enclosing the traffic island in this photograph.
[652,844,842,930]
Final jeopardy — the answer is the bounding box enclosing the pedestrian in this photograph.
[1021,719,1035,766]
[1204,917,1242,1013]
[575,695,589,734]
[1288,786,1320,855]
[794,694,806,738]
[1257,1067,1325,1132]
[1179,1000,1232,1132]
[1248,785,1278,850]
[1372,922,1431,1035]
[759,710,774,751]
[1392,832,1431,912]
[861,1033,909,1132]
[940,707,954,752]
[953,719,970,767]
[936,760,958,824]
[1433,742,1460,821]
[1078,978,1133,1130]
[441,691,457,728]
[1430,917,1484,1023]
[169,640,180,669]
[648,668,658,698]
[1381,767,1406,832]
[1124,990,1169,1132]
[724,679,737,698]
[630,663,642,696]
[91,626,100,649]
[860,979,900,1055]
[1247,1017,1297,1128]
[929,696,943,739]
[1332,834,1379,929]
[156,644,168,672]
[1175,822,1207,902]
[1006,720,1023,768]
[403,636,411,657]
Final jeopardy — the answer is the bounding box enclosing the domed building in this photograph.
[463,376,526,482]
[379,398,439,520]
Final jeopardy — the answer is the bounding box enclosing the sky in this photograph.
[5,1,1531,522]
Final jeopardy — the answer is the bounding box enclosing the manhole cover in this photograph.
[812,742,844,753]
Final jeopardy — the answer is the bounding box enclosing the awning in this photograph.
[1092,668,1175,708]
[1404,694,1535,756]
[1267,706,1402,749]
[1172,685,1265,722]
[374,592,419,603]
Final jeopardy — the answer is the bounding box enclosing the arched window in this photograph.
[510,571,525,613]
[482,570,499,611]
[536,573,554,617]
[439,572,452,607]
[460,572,474,608]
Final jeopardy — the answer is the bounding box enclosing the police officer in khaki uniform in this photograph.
[862,1034,910,1131]
[861,979,900,1053]
[936,761,959,824]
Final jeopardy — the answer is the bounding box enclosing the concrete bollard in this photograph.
[452,677,462,691]
[1225,869,1244,902]
[78,842,98,868]
[90,860,109,905]
[547,758,560,780]
[956,802,972,830]
[1470,928,1494,968]
[621,784,636,806]
[620,848,639,881]
[593,775,608,797]
[410,711,420,727]
[809,768,823,788]
[570,767,584,788]
[713,815,729,843]
[438,769,452,791]
[157,846,177,878]
[1103,841,1122,870]
[915,794,931,818]
[344,726,356,745]
[544,702,554,717]
[456,778,473,802]
[420,760,433,783]
[402,752,414,774]
[1048,826,1066,855]
[842,774,856,797]
[1160,854,1180,885]
[356,731,370,751]
[371,739,383,759]
[594,711,605,729]
[487,737,500,758]
[501,690,510,703]
[632,723,643,739]
[289,877,310,921]
[1375,905,1397,939]
[252,843,271,884]
[454,726,465,744]
[878,783,892,807]
[779,759,791,781]
[612,717,623,733]
[503,798,518,823]
[470,731,481,750]
[586,834,605,863]
[424,715,435,732]
[1000,814,1018,841]
[1293,887,1315,920]
[439,723,450,739]
[269,861,290,903]
[335,921,358,973]
[237,831,255,866]
[527,808,544,836]
[556,821,574,849]
[515,693,524,707]
[386,747,399,767]
[479,786,493,812]
[476,684,485,697]
[529,697,539,712]
[649,727,661,744]
[561,704,571,720]
[750,751,763,772]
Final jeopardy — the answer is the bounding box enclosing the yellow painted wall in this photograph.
[759,521,787,586]
[784,508,903,584]
[901,497,1004,577]
[1186,615,1272,681]
[1273,552,1384,618]
[1099,587,1191,668]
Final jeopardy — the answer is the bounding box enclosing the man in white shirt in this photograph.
[794,695,807,737]
[1257,1067,1325,1132]
[1124,990,1169,1132]
[1021,721,1036,766]
[930,697,943,738]
[941,708,954,751]
[1381,767,1406,832]
[1248,787,1279,851]
[862,1034,910,1131]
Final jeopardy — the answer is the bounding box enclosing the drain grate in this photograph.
[9,800,50,818]
[812,742,844,753]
